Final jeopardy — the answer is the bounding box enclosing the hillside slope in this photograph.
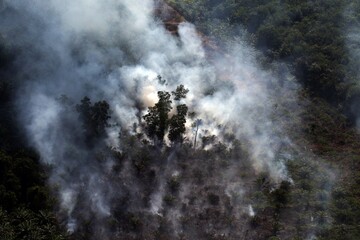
[0,1,359,239]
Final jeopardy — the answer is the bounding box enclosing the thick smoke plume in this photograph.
[0,0,334,239]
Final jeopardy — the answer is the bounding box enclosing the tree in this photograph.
[143,85,189,145]
[76,96,92,134]
[192,119,202,148]
[169,104,188,144]
[169,85,189,144]
[76,97,111,141]
[91,100,111,136]
[143,91,172,144]
[172,84,189,101]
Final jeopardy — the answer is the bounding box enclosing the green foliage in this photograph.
[169,104,188,144]
[0,151,54,211]
[269,181,291,208]
[0,208,66,240]
[143,91,172,144]
[76,97,111,141]
[171,84,189,101]
[167,0,356,110]
[163,194,176,206]
[0,151,65,239]
[1,2,360,238]
[201,135,216,149]
[168,175,180,192]
[143,85,189,145]
[0,51,67,236]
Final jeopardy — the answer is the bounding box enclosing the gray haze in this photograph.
[0,0,334,239]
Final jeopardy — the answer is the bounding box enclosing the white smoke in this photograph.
[248,204,255,217]
[0,0,301,237]
[345,2,360,130]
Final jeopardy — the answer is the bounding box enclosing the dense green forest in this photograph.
[167,0,360,110]
[1,0,360,239]
[0,54,67,238]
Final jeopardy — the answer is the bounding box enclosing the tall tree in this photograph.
[76,97,110,141]
[169,104,188,144]
[76,97,92,136]
[91,100,111,137]
[143,91,172,144]
[169,85,189,144]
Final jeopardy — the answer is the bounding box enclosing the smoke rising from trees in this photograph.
[0,0,336,239]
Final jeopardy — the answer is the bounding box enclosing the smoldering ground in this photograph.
[0,0,335,239]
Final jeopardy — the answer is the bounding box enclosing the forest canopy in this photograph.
[1,0,360,239]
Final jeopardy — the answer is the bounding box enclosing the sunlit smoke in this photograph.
[0,0,307,238]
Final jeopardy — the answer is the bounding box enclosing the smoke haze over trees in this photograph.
[0,0,359,239]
